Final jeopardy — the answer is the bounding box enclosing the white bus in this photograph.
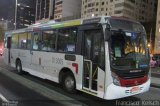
[4,16,150,100]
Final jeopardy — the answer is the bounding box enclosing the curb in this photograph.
[151,72,160,78]
[151,83,160,88]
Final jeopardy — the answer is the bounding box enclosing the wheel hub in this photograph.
[65,77,74,89]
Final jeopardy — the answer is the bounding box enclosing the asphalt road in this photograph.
[0,72,62,106]
[0,56,160,106]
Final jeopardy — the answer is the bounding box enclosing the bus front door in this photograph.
[83,29,105,92]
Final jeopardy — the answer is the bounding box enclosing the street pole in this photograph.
[35,0,38,22]
[44,0,47,18]
[49,0,52,20]
[15,0,17,30]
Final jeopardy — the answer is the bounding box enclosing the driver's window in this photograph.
[111,35,125,58]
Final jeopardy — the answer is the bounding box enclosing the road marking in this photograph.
[0,93,8,102]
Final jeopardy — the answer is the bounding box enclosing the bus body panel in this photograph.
[11,49,31,69]
[97,67,105,98]
[104,42,113,88]
[3,48,10,65]
[10,48,84,90]
[10,49,19,67]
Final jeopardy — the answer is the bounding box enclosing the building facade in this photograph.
[35,0,55,22]
[81,0,156,22]
[16,0,36,29]
[0,20,13,42]
[0,20,9,31]
[54,0,81,21]
[154,0,160,54]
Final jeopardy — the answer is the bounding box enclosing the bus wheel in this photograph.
[62,72,76,93]
[16,60,23,75]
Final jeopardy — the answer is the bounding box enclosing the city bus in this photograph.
[4,16,150,100]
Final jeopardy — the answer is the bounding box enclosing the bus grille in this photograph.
[119,75,148,87]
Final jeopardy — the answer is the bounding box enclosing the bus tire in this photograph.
[62,72,76,93]
[16,60,23,75]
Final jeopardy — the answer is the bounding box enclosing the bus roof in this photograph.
[5,16,141,34]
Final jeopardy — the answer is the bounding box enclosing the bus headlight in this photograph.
[112,72,121,86]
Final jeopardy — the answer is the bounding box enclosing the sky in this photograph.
[0,0,15,20]
[0,0,36,21]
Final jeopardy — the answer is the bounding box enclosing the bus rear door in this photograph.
[4,36,11,65]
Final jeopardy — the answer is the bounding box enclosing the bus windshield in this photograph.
[109,18,145,33]
[109,30,149,69]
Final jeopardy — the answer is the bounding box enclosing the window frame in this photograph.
[26,32,32,50]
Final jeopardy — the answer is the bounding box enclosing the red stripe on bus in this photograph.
[72,63,78,74]
[119,75,148,87]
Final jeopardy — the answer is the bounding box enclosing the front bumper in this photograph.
[104,78,150,100]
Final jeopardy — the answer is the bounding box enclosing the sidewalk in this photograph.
[151,67,160,88]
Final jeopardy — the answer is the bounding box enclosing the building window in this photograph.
[101,8,104,11]
[109,12,112,15]
[96,2,99,6]
[102,2,104,5]
[114,10,122,14]
[88,3,92,7]
[56,1,63,5]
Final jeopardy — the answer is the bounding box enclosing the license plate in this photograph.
[130,86,141,94]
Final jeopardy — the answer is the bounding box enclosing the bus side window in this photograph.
[57,28,77,53]
[42,30,56,51]
[33,33,41,50]
[18,33,27,49]
[11,34,19,49]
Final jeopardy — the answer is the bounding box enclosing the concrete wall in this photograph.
[154,1,160,54]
